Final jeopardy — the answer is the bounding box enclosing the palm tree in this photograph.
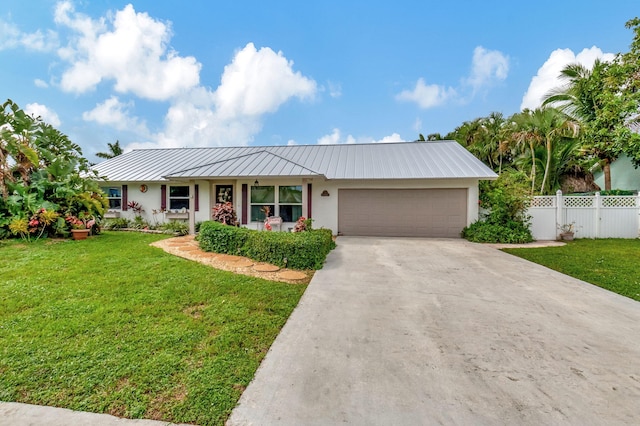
[542,60,618,190]
[96,140,123,159]
[510,108,579,195]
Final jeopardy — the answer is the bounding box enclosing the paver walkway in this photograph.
[150,235,309,283]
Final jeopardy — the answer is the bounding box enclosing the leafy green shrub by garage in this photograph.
[197,221,335,270]
[462,170,534,244]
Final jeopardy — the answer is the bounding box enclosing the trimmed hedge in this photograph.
[197,221,335,270]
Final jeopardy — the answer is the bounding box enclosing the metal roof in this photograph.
[92,141,498,182]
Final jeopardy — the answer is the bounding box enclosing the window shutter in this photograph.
[241,184,248,224]
[122,185,128,210]
[307,183,312,218]
[161,185,167,210]
[195,184,199,212]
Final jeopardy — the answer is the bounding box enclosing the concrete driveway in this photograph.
[227,237,640,425]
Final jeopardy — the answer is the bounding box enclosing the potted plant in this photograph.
[66,213,96,240]
[558,223,575,241]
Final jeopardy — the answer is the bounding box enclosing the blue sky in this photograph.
[0,1,636,161]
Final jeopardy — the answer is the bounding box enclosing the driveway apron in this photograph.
[227,237,640,425]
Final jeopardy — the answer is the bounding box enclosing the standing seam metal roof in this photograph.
[92,141,498,182]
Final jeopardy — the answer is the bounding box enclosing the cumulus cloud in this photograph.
[82,96,149,135]
[397,46,508,109]
[466,46,509,92]
[0,19,59,51]
[54,1,201,100]
[396,78,455,109]
[25,103,61,127]
[316,128,403,145]
[215,43,316,118]
[520,46,615,111]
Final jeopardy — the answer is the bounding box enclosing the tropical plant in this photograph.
[0,99,108,239]
[95,140,123,159]
[211,201,238,225]
[543,19,640,190]
[462,170,533,243]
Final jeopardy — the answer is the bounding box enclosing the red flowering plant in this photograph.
[293,216,313,232]
[211,202,238,225]
[65,212,96,231]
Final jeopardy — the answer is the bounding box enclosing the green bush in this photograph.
[198,221,335,270]
[198,221,251,254]
[159,220,189,236]
[103,217,130,229]
[462,220,533,244]
[462,169,534,244]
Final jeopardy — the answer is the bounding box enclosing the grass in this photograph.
[503,239,640,301]
[0,231,307,425]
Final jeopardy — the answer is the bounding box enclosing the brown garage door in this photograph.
[338,188,467,237]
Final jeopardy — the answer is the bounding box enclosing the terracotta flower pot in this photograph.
[71,229,90,240]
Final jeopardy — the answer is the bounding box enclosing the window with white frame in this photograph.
[101,186,122,209]
[169,186,189,210]
[250,185,302,222]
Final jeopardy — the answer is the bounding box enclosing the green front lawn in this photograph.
[0,232,306,425]
[503,239,640,301]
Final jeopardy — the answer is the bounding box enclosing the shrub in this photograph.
[159,220,189,235]
[211,202,238,225]
[103,218,130,229]
[198,221,335,270]
[462,169,534,244]
[198,221,251,254]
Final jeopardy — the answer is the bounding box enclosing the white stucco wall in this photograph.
[103,178,482,235]
[102,181,212,225]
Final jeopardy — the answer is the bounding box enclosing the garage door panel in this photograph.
[338,189,467,238]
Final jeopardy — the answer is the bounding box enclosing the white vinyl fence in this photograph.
[528,191,640,240]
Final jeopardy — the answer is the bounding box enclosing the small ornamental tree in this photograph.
[0,99,108,239]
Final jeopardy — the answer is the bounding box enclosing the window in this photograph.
[169,186,189,210]
[250,186,274,221]
[101,186,122,209]
[250,185,302,222]
[278,185,302,222]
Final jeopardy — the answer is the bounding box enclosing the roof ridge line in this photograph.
[264,149,324,176]
[167,149,269,175]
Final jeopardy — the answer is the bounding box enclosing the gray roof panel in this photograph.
[92,141,498,182]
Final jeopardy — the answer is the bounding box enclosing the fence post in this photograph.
[595,192,601,239]
[556,190,563,239]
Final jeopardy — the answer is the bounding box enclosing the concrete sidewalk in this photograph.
[0,401,189,426]
[227,237,640,425]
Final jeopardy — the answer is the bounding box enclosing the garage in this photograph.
[338,188,468,237]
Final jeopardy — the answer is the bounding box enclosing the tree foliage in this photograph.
[0,99,108,239]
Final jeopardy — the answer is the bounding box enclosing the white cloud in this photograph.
[82,96,149,135]
[0,19,58,51]
[287,139,297,145]
[396,78,455,109]
[413,118,422,132]
[466,46,509,92]
[25,103,61,127]
[34,79,49,88]
[214,43,316,119]
[521,46,615,111]
[376,133,403,143]
[397,46,508,109]
[316,128,403,145]
[327,81,342,98]
[55,2,201,100]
